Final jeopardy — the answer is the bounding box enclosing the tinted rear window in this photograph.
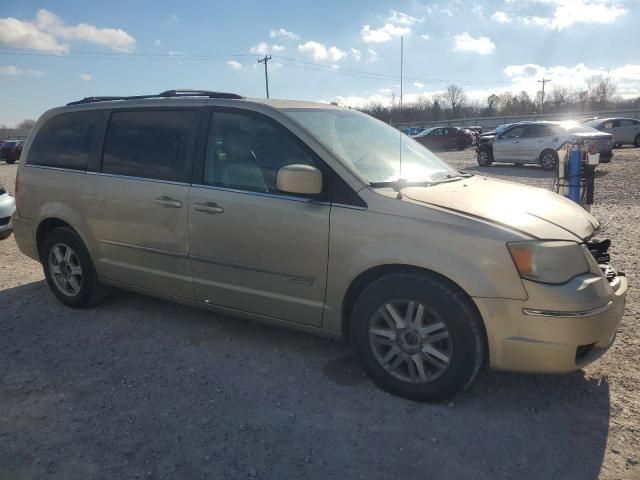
[28,110,100,169]
[102,110,198,182]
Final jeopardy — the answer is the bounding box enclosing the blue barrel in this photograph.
[568,145,581,203]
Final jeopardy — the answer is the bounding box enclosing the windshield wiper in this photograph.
[370,172,472,198]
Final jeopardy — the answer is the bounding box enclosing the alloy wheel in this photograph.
[369,300,453,383]
[541,152,556,170]
[48,243,83,297]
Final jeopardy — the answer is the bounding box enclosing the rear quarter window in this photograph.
[27,110,101,170]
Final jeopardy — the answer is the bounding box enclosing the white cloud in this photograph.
[491,11,512,23]
[250,42,284,55]
[167,50,183,56]
[0,9,135,54]
[169,14,179,23]
[367,48,379,62]
[250,42,269,55]
[360,9,422,43]
[269,28,299,40]
[361,23,411,43]
[349,48,362,61]
[79,73,92,80]
[420,34,432,40]
[517,0,626,30]
[0,65,44,76]
[414,81,425,88]
[388,10,424,25]
[503,62,640,97]
[453,32,495,55]
[298,41,346,62]
[227,60,242,70]
[153,39,162,46]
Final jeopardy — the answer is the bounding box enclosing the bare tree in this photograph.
[16,119,36,129]
[587,76,617,109]
[442,84,467,116]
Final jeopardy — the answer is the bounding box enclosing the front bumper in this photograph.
[0,193,15,237]
[474,271,627,374]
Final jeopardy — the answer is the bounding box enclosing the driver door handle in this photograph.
[194,202,224,214]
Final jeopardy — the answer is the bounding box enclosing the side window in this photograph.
[203,110,318,194]
[27,110,100,170]
[619,119,634,127]
[502,126,526,139]
[102,109,198,182]
[611,120,621,128]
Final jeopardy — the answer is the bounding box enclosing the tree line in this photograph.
[359,76,640,125]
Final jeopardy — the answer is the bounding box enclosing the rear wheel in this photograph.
[5,158,15,165]
[350,273,485,402]
[477,148,493,167]
[635,134,640,148]
[42,227,109,308]
[539,150,558,171]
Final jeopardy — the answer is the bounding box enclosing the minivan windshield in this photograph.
[284,108,457,184]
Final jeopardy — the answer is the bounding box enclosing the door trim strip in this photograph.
[190,254,315,284]
[99,239,188,258]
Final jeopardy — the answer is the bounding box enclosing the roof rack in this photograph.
[67,89,245,106]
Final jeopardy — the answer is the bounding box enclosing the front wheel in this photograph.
[350,273,485,402]
[477,148,493,167]
[5,158,16,164]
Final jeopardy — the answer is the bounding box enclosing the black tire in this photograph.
[457,141,466,151]
[350,272,485,402]
[5,158,16,165]
[42,227,109,308]
[477,147,493,167]
[0,231,11,241]
[539,150,558,171]
[635,134,640,148]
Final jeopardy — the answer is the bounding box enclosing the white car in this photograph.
[476,121,614,170]
[0,186,15,240]
[583,117,640,148]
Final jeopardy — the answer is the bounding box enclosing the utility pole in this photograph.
[258,54,272,98]
[538,78,551,115]
[400,36,404,123]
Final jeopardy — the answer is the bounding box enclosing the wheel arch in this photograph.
[340,264,488,353]
[538,148,558,162]
[36,217,81,262]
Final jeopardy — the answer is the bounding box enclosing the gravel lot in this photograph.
[1,149,639,480]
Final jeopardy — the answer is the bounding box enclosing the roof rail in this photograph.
[67,89,245,106]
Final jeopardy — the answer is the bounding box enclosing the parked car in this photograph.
[1,140,24,164]
[583,118,640,148]
[0,185,16,240]
[13,90,627,401]
[476,121,614,170]
[401,127,424,137]
[413,126,474,150]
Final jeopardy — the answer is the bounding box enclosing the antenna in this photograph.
[398,35,404,185]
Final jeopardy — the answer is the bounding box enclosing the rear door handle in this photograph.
[155,196,182,208]
[194,202,224,214]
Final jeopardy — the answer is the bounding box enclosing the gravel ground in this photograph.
[1,149,639,480]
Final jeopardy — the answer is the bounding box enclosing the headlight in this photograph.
[507,241,590,284]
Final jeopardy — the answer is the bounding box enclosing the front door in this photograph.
[493,125,527,162]
[188,109,330,326]
[84,108,199,299]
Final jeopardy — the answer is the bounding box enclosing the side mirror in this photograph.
[276,164,323,195]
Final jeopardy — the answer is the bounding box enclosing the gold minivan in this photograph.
[12,90,627,401]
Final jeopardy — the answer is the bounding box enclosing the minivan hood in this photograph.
[400,176,599,241]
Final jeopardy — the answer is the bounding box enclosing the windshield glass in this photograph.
[284,108,456,183]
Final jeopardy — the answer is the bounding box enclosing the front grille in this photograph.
[0,216,10,226]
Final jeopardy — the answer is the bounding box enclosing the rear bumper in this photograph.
[474,273,627,373]
[11,214,37,259]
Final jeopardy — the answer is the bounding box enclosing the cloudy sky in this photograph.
[0,0,638,125]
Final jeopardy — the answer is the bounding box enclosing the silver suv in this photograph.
[13,90,628,401]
